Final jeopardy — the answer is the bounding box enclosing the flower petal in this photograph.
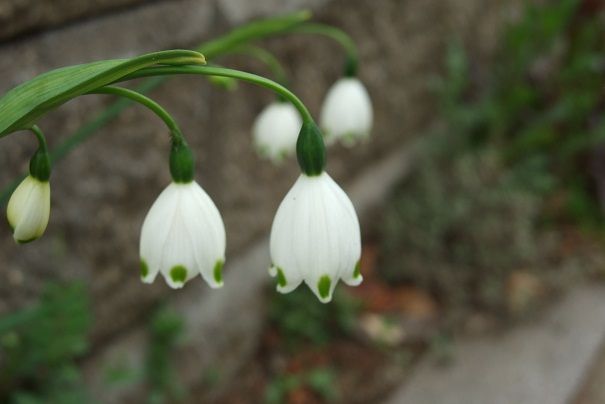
[253,102,302,162]
[320,78,373,145]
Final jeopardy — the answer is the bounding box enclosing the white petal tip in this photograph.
[208,281,224,289]
[14,236,39,244]
[139,260,158,284]
[318,295,333,304]
[163,265,190,289]
[210,260,225,289]
[140,277,154,285]
[314,275,334,304]
[344,262,363,286]
[343,275,363,287]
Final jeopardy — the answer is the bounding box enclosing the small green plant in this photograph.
[268,288,360,347]
[0,283,92,403]
[264,367,338,404]
[144,306,184,404]
[380,0,605,315]
[443,0,605,227]
[381,144,543,312]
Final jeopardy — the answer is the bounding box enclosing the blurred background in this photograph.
[1,0,605,403]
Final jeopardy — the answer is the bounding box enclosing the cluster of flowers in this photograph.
[6,75,372,303]
[253,77,373,161]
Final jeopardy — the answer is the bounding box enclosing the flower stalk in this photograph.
[0,13,367,301]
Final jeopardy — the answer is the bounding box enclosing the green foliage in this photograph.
[380,0,605,313]
[0,283,92,403]
[144,306,184,404]
[268,288,360,347]
[264,367,338,404]
[444,0,605,227]
[381,145,543,311]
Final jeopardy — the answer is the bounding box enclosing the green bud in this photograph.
[29,146,51,181]
[170,139,195,183]
[296,121,326,176]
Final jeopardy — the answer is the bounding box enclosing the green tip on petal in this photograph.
[276,267,287,288]
[318,275,332,300]
[354,261,361,279]
[140,260,149,278]
[16,236,38,244]
[213,260,224,284]
[170,265,188,284]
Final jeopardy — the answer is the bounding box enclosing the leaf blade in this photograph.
[0,50,205,137]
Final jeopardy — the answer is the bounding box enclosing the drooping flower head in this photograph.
[269,172,362,302]
[7,176,51,243]
[320,77,373,146]
[139,140,226,289]
[252,101,302,162]
[269,121,362,303]
[7,138,52,243]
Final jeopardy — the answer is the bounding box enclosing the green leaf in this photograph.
[0,50,205,137]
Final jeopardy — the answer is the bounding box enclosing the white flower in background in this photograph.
[320,77,373,146]
[252,101,302,162]
[6,175,51,243]
[139,181,226,289]
[269,172,362,303]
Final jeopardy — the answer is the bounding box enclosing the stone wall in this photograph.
[0,0,524,400]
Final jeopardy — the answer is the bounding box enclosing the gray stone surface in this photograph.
[386,285,605,404]
[574,341,605,404]
[0,0,149,40]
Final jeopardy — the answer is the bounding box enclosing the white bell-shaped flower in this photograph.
[319,77,373,146]
[139,181,226,289]
[269,172,362,303]
[252,101,302,162]
[6,175,51,243]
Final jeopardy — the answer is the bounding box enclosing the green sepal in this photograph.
[344,55,358,77]
[29,147,51,181]
[296,121,326,176]
[170,140,195,183]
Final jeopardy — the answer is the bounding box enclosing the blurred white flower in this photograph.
[269,172,362,303]
[140,181,226,289]
[320,77,373,146]
[252,101,302,162]
[6,175,51,243]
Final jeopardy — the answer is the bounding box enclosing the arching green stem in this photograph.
[121,65,325,175]
[28,125,51,181]
[120,65,315,124]
[30,125,48,153]
[88,86,194,182]
[291,23,359,76]
[88,86,184,142]
[232,45,289,86]
[0,13,312,206]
